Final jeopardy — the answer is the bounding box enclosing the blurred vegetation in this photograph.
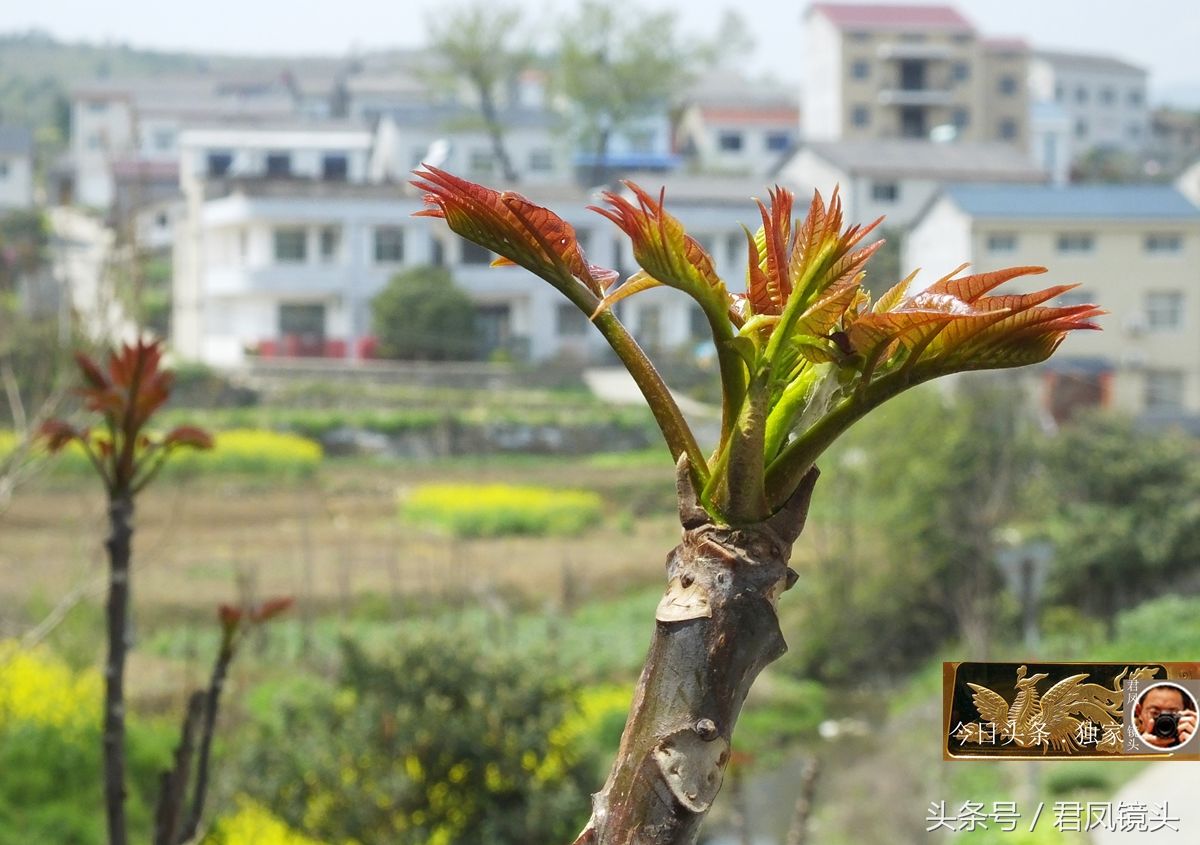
[236,632,599,845]
[399,482,604,537]
[371,267,479,362]
[0,642,172,845]
[2,427,323,478]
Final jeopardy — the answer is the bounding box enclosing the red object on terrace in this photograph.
[808,3,975,33]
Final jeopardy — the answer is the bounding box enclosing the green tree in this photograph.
[1039,413,1200,638]
[556,0,706,185]
[371,266,478,361]
[423,1,533,183]
[787,377,1038,683]
[416,166,1098,843]
[240,633,600,844]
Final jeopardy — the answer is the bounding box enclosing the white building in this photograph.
[1028,50,1149,158]
[674,73,801,177]
[70,77,296,208]
[905,183,1200,421]
[778,139,1046,230]
[0,127,35,209]
[172,120,767,368]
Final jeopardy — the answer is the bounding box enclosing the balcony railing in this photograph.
[877,88,956,107]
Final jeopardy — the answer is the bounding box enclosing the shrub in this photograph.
[399,483,603,537]
[0,640,101,730]
[371,266,478,361]
[237,632,599,845]
[0,643,172,845]
[204,796,325,845]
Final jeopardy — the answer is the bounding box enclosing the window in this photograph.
[689,306,709,339]
[529,149,554,172]
[279,303,325,348]
[373,227,404,263]
[952,62,970,82]
[1075,86,1088,104]
[851,60,869,80]
[468,150,493,176]
[87,133,103,151]
[1144,370,1184,411]
[1100,87,1115,106]
[1128,123,1142,140]
[1058,288,1093,307]
[849,31,870,42]
[1074,118,1089,139]
[0,162,8,179]
[765,131,791,152]
[998,75,1018,96]
[726,232,745,264]
[461,241,492,265]
[871,181,899,202]
[87,100,107,113]
[952,108,970,129]
[1145,234,1182,254]
[266,153,291,178]
[998,118,1018,140]
[273,228,307,263]
[1055,83,1065,102]
[851,105,870,127]
[1129,89,1144,106]
[153,128,175,151]
[987,233,1017,253]
[322,154,348,181]
[155,211,169,229]
[1056,233,1094,253]
[319,226,341,262]
[556,303,588,337]
[1145,291,1184,330]
[718,131,743,152]
[207,152,233,178]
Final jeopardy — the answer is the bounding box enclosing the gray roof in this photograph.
[0,126,33,156]
[943,183,1200,220]
[799,140,1046,182]
[1034,49,1146,76]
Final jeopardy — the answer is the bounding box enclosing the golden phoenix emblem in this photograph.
[954,665,1160,754]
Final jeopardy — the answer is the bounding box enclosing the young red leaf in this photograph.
[412,165,615,297]
[217,604,243,635]
[38,419,82,453]
[249,596,295,624]
[590,182,729,316]
[163,426,214,451]
[74,352,109,390]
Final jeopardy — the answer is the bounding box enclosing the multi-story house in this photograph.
[674,74,801,177]
[777,138,1046,230]
[803,3,1029,147]
[70,76,297,208]
[0,126,34,209]
[1028,50,1149,158]
[171,118,758,367]
[904,183,1200,422]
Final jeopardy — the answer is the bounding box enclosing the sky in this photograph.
[7,0,1200,106]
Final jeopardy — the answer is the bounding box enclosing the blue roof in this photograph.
[944,183,1200,220]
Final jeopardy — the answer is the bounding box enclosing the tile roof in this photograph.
[808,3,975,34]
[943,183,1200,219]
[798,139,1045,181]
[1034,49,1146,76]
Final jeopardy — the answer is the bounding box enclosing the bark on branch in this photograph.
[574,458,818,845]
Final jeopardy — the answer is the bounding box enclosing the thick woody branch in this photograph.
[572,459,818,845]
